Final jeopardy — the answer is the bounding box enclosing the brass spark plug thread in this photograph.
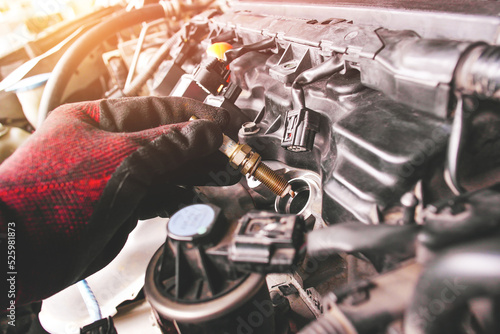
[190,116,294,198]
[253,162,293,198]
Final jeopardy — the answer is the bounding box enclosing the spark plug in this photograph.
[190,116,295,198]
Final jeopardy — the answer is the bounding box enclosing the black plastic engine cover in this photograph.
[331,98,450,208]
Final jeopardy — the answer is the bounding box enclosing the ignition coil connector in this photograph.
[190,116,294,198]
[229,211,305,273]
[192,57,230,95]
[282,108,320,152]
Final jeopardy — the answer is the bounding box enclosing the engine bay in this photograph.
[2,1,500,333]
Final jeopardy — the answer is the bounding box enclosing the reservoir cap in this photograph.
[167,204,221,242]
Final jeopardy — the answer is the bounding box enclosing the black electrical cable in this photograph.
[292,56,344,109]
[38,4,166,127]
[223,38,276,64]
[211,30,235,44]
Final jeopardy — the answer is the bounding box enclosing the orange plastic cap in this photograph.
[207,42,233,60]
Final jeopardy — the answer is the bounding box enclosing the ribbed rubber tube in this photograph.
[469,45,500,99]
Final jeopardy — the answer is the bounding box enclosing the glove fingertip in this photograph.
[183,119,224,153]
[209,107,230,130]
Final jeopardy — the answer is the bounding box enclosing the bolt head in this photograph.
[243,122,257,131]
[231,144,253,167]
[239,122,260,136]
[401,192,418,207]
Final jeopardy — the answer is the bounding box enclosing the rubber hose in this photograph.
[224,38,275,64]
[455,43,500,100]
[405,235,500,334]
[38,4,165,127]
[307,222,420,258]
[444,95,467,195]
[469,45,500,99]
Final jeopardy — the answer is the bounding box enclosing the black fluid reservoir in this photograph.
[145,204,274,334]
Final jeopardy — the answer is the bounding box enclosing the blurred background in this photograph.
[0,1,124,58]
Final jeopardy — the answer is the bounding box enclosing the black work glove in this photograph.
[0,96,233,308]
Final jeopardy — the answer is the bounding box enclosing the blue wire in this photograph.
[77,279,102,321]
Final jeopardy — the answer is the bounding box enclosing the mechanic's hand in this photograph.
[0,96,230,308]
